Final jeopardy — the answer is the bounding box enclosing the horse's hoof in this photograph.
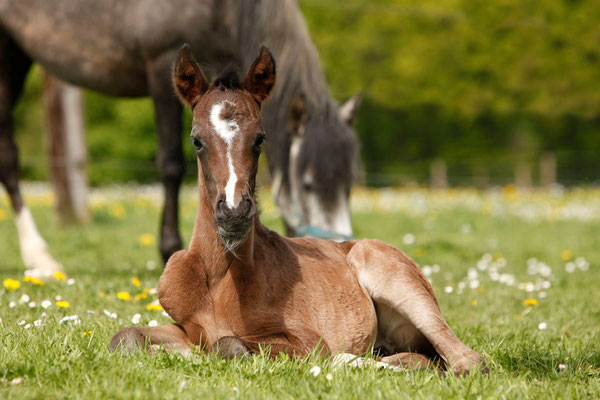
[209,336,250,360]
[24,250,64,280]
[109,327,146,354]
[450,351,489,376]
[160,236,183,265]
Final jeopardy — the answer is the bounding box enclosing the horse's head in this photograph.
[277,93,359,241]
[173,44,275,248]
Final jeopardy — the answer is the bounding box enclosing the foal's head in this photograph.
[173,45,275,248]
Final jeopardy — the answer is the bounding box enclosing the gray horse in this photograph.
[0,0,359,276]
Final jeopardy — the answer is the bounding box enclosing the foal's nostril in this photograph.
[215,196,229,218]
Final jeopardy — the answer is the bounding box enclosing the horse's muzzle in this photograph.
[214,195,256,241]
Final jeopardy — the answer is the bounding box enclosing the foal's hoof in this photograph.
[109,327,146,354]
[209,336,250,360]
[450,351,489,376]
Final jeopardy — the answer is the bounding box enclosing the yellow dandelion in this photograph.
[117,291,131,301]
[135,293,148,301]
[139,233,155,246]
[470,299,478,306]
[146,303,164,312]
[25,276,45,286]
[56,300,70,308]
[524,298,538,307]
[98,291,106,298]
[131,277,141,287]
[3,279,20,291]
[143,288,152,294]
[52,272,67,281]
[83,330,93,336]
[0,208,6,221]
[32,278,44,286]
[503,184,518,200]
[109,203,126,219]
[560,250,572,261]
[136,199,150,207]
[413,248,425,257]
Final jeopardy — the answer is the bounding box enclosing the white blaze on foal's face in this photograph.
[210,101,240,209]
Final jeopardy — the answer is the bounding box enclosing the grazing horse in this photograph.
[109,46,488,376]
[0,0,358,276]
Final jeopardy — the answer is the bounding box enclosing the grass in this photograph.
[1,184,599,399]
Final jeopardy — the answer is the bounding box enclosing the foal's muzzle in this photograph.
[214,195,256,241]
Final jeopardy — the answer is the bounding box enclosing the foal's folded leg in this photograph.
[348,239,488,375]
[109,323,194,356]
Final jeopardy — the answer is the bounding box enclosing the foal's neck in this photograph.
[187,168,259,279]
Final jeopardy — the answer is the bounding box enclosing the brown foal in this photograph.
[109,45,488,375]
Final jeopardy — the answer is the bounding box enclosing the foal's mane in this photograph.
[211,64,242,91]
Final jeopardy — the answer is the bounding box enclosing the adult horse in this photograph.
[110,45,488,376]
[0,0,358,276]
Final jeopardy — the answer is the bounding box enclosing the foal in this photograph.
[110,45,487,375]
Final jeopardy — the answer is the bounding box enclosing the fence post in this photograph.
[43,73,89,224]
[540,152,557,188]
[473,166,490,190]
[430,159,448,189]
[515,162,532,188]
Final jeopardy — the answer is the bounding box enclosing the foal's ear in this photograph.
[244,46,276,104]
[172,44,209,108]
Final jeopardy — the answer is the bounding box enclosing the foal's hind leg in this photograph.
[348,240,488,375]
[0,30,63,276]
[380,352,440,372]
[147,51,185,263]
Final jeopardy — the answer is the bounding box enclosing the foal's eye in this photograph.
[253,133,266,149]
[191,137,203,150]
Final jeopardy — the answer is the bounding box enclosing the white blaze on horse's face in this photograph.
[210,101,240,209]
[287,133,353,241]
[301,169,353,240]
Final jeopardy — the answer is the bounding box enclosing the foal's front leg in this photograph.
[348,240,488,375]
[109,323,195,356]
[211,330,330,360]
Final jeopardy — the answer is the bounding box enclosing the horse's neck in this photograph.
[237,0,331,109]
[187,171,258,281]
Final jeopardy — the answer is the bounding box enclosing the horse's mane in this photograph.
[211,64,242,91]
[237,0,357,202]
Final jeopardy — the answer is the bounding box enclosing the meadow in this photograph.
[1,184,599,399]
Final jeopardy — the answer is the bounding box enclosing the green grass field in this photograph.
[1,184,599,399]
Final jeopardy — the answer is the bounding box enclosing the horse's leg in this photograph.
[380,352,441,372]
[0,30,63,277]
[109,323,194,356]
[147,51,185,263]
[211,331,330,359]
[347,239,488,375]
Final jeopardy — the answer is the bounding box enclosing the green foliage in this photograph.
[301,0,600,184]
